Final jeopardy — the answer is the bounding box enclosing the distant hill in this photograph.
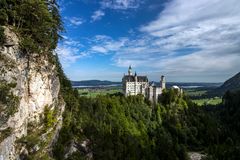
[71,80,221,89]
[166,82,221,89]
[71,80,121,87]
[213,72,240,95]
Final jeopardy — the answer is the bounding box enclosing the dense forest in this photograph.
[1,0,240,160]
[54,62,240,160]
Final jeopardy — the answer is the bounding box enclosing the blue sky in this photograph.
[57,0,240,82]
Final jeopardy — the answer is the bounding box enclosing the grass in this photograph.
[193,97,222,106]
[184,88,222,106]
[78,87,222,106]
[78,88,122,98]
[185,89,207,97]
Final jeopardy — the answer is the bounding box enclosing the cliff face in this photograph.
[0,27,64,159]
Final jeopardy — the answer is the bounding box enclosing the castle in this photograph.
[122,66,166,102]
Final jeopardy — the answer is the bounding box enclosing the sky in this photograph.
[56,0,240,82]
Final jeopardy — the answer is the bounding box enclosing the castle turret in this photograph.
[160,75,166,89]
[134,72,137,82]
[128,65,132,75]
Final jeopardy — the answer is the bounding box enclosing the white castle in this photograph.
[122,66,166,102]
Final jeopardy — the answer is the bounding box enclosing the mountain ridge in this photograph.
[215,72,240,94]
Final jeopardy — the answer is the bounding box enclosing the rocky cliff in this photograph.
[0,27,64,159]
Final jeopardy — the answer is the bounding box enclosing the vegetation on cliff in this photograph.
[0,0,63,159]
[0,81,19,128]
[0,0,63,57]
[0,26,5,45]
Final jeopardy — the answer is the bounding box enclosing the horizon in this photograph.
[57,0,240,82]
[70,79,224,84]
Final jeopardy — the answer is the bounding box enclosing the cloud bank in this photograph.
[56,37,88,67]
[112,0,240,81]
[100,0,142,10]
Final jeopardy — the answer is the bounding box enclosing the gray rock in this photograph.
[0,27,64,159]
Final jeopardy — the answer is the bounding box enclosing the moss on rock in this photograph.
[0,80,19,126]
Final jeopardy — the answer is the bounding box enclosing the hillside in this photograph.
[214,72,240,95]
[71,80,121,87]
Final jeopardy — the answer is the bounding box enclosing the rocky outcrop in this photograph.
[64,139,93,160]
[0,27,64,159]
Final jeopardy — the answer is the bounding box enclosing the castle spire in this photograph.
[128,65,132,75]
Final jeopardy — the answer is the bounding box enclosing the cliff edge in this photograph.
[0,27,64,159]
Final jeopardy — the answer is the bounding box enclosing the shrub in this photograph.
[44,106,57,130]
[0,81,19,126]
[0,26,5,45]
[0,127,12,143]
[0,9,8,25]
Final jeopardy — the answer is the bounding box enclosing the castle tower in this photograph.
[134,72,137,94]
[134,72,137,81]
[128,65,132,75]
[160,75,166,89]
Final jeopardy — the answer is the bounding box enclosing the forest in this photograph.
[54,61,240,159]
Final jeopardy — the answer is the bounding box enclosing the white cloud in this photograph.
[69,17,84,26]
[91,46,108,53]
[90,35,128,54]
[91,10,105,22]
[56,38,88,68]
[111,0,240,81]
[91,0,143,23]
[56,46,87,67]
[100,0,142,10]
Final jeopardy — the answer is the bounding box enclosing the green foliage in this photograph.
[53,65,240,160]
[0,8,8,25]
[0,127,12,143]
[18,134,40,150]
[0,0,63,59]
[0,81,19,126]
[54,87,199,160]
[17,109,58,160]
[0,26,5,45]
[192,97,222,106]
[205,90,240,159]
[0,0,63,159]
[77,88,122,97]
[44,105,57,130]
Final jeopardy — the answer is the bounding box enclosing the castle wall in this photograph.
[122,67,165,102]
[124,81,148,96]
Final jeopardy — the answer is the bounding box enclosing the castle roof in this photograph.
[123,75,148,82]
[172,85,180,89]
